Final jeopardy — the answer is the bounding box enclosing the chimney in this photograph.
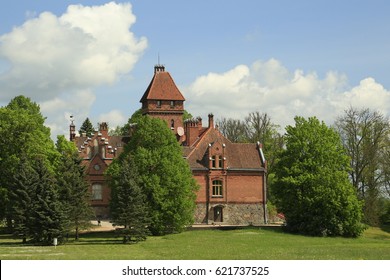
[99,122,109,138]
[208,113,214,128]
[184,117,202,146]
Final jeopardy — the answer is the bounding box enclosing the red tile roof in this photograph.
[140,68,185,102]
[184,127,265,171]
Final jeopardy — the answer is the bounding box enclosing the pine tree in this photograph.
[56,135,93,240]
[9,157,37,243]
[79,118,95,137]
[109,155,150,243]
[0,96,60,229]
[29,158,65,245]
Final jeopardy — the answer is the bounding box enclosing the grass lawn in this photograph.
[0,226,389,260]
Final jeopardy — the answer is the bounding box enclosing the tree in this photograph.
[217,117,247,143]
[108,116,198,235]
[0,96,59,228]
[29,158,65,244]
[56,135,93,240]
[274,116,365,237]
[335,107,390,226]
[217,112,284,204]
[8,157,37,243]
[109,155,150,243]
[79,117,94,137]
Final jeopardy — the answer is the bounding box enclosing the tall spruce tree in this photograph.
[29,158,65,245]
[56,135,93,240]
[9,157,37,243]
[0,96,59,229]
[109,155,150,243]
[79,118,95,137]
[274,116,365,237]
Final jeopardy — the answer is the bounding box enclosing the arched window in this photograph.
[171,119,175,129]
[91,184,102,200]
[212,180,223,197]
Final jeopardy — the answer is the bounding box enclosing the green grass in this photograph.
[0,226,389,260]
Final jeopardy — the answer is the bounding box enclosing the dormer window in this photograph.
[210,155,223,169]
[211,156,216,168]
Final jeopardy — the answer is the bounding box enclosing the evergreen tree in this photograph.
[29,158,65,245]
[0,96,59,229]
[274,116,365,237]
[56,135,93,240]
[79,118,95,137]
[9,157,37,243]
[109,155,150,243]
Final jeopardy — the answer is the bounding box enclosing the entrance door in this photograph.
[214,206,223,222]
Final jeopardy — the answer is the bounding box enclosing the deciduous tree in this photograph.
[274,116,364,237]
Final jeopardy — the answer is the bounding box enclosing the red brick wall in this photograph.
[193,171,264,204]
[226,174,263,203]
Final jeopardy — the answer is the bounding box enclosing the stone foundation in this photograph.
[194,203,266,225]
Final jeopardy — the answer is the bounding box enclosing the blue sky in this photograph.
[1,0,389,138]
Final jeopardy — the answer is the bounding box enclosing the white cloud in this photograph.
[183,59,390,130]
[0,2,147,139]
[98,109,127,129]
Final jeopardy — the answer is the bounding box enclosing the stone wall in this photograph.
[194,203,266,225]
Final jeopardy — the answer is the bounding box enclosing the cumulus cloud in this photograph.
[183,59,390,130]
[98,109,127,129]
[0,2,147,138]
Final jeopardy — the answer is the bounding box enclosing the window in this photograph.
[157,100,162,108]
[218,156,223,168]
[211,155,223,169]
[171,119,175,129]
[91,184,102,200]
[211,156,216,168]
[212,180,223,197]
[170,100,175,108]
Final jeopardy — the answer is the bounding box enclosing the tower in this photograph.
[69,115,76,141]
[140,65,186,137]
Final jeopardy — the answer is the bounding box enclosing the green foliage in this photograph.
[335,107,390,226]
[56,136,93,240]
[79,117,94,137]
[109,155,150,243]
[108,116,198,235]
[274,116,365,237]
[8,157,36,242]
[0,95,59,227]
[29,158,65,245]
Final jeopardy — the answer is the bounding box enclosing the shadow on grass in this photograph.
[380,224,390,234]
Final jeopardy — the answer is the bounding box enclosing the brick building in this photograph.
[71,65,268,225]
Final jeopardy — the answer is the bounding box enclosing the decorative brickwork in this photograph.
[71,65,268,225]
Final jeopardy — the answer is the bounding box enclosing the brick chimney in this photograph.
[99,122,109,138]
[208,113,214,128]
[184,117,202,146]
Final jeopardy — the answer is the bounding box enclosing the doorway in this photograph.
[214,206,223,223]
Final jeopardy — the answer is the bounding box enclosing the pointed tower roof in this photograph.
[140,65,185,102]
